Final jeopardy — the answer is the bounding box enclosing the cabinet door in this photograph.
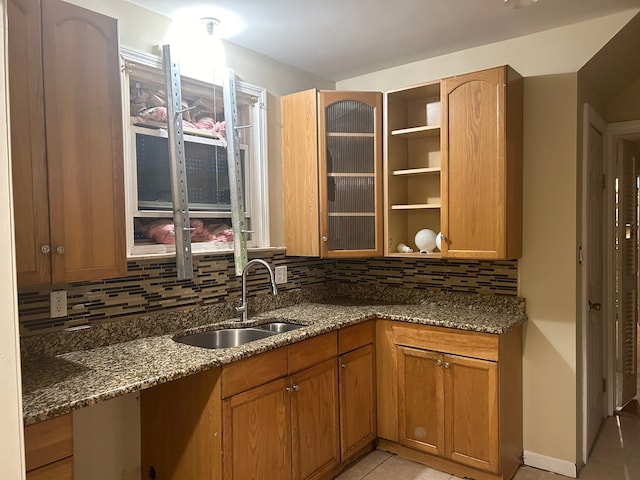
[8,0,51,286]
[339,344,376,462]
[441,66,522,259]
[444,354,499,473]
[318,91,383,258]
[41,0,126,282]
[290,358,340,480]
[397,346,444,456]
[223,377,292,480]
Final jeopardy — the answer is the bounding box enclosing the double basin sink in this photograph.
[174,321,304,350]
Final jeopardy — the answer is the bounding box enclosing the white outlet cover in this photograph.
[275,265,287,284]
[50,290,67,318]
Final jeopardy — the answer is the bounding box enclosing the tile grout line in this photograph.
[360,453,399,479]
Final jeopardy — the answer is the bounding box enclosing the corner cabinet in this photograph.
[376,321,523,480]
[282,90,383,258]
[440,66,523,259]
[8,0,126,286]
[384,65,523,260]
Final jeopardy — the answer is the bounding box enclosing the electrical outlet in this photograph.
[274,265,287,284]
[50,290,67,318]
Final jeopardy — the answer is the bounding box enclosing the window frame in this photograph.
[121,47,270,259]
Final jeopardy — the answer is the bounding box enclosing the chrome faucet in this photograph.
[237,259,278,322]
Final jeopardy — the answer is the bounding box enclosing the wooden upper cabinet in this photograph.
[9,0,126,286]
[440,66,523,259]
[282,89,383,258]
[8,0,50,285]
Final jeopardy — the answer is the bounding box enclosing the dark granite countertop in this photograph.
[21,299,526,425]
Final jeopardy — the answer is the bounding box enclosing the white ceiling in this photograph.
[126,0,640,81]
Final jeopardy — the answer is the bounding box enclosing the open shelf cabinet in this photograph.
[384,81,442,258]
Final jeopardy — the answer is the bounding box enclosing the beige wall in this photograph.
[606,75,640,122]
[337,12,636,468]
[0,0,25,477]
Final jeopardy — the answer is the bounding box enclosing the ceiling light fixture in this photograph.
[504,0,538,8]
[201,17,220,36]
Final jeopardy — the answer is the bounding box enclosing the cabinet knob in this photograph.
[322,236,328,242]
[292,384,300,391]
[444,362,450,369]
[436,359,442,366]
[285,387,292,393]
[341,364,347,369]
[41,245,51,254]
[56,245,65,255]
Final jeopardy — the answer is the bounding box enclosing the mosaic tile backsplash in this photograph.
[18,250,518,336]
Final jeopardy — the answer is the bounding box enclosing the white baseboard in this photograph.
[523,450,577,478]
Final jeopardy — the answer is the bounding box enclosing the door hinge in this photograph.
[602,378,607,393]
[578,245,583,265]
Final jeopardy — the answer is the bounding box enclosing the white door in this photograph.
[616,139,639,408]
[584,106,607,455]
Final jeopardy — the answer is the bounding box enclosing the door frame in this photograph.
[607,119,640,413]
[581,111,640,465]
[580,103,609,465]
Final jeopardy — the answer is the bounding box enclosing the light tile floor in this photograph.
[337,415,640,480]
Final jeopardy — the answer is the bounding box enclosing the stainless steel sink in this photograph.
[175,327,276,349]
[256,322,305,333]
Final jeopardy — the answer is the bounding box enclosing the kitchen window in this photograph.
[121,47,269,258]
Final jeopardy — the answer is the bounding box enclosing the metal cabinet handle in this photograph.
[285,387,292,393]
[41,245,51,254]
[436,359,442,366]
[292,384,300,391]
[444,362,450,369]
[341,364,347,369]
[56,246,65,255]
[322,236,328,242]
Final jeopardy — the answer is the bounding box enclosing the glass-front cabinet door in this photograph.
[318,91,382,257]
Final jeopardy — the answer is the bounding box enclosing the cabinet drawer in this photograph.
[289,331,337,373]
[222,348,288,398]
[339,321,375,354]
[25,414,73,471]
[26,456,73,480]
[392,323,498,361]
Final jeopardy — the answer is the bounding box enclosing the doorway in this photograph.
[581,109,640,465]
[609,123,640,417]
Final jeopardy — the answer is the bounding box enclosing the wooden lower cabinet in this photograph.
[378,320,522,480]
[223,377,292,480]
[24,413,73,480]
[397,347,444,457]
[339,343,376,462]
[27,457,73,480]
[290,359,340,480]
[223,358,339,480]
[445,354,499,472]
[142,333,348,480]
